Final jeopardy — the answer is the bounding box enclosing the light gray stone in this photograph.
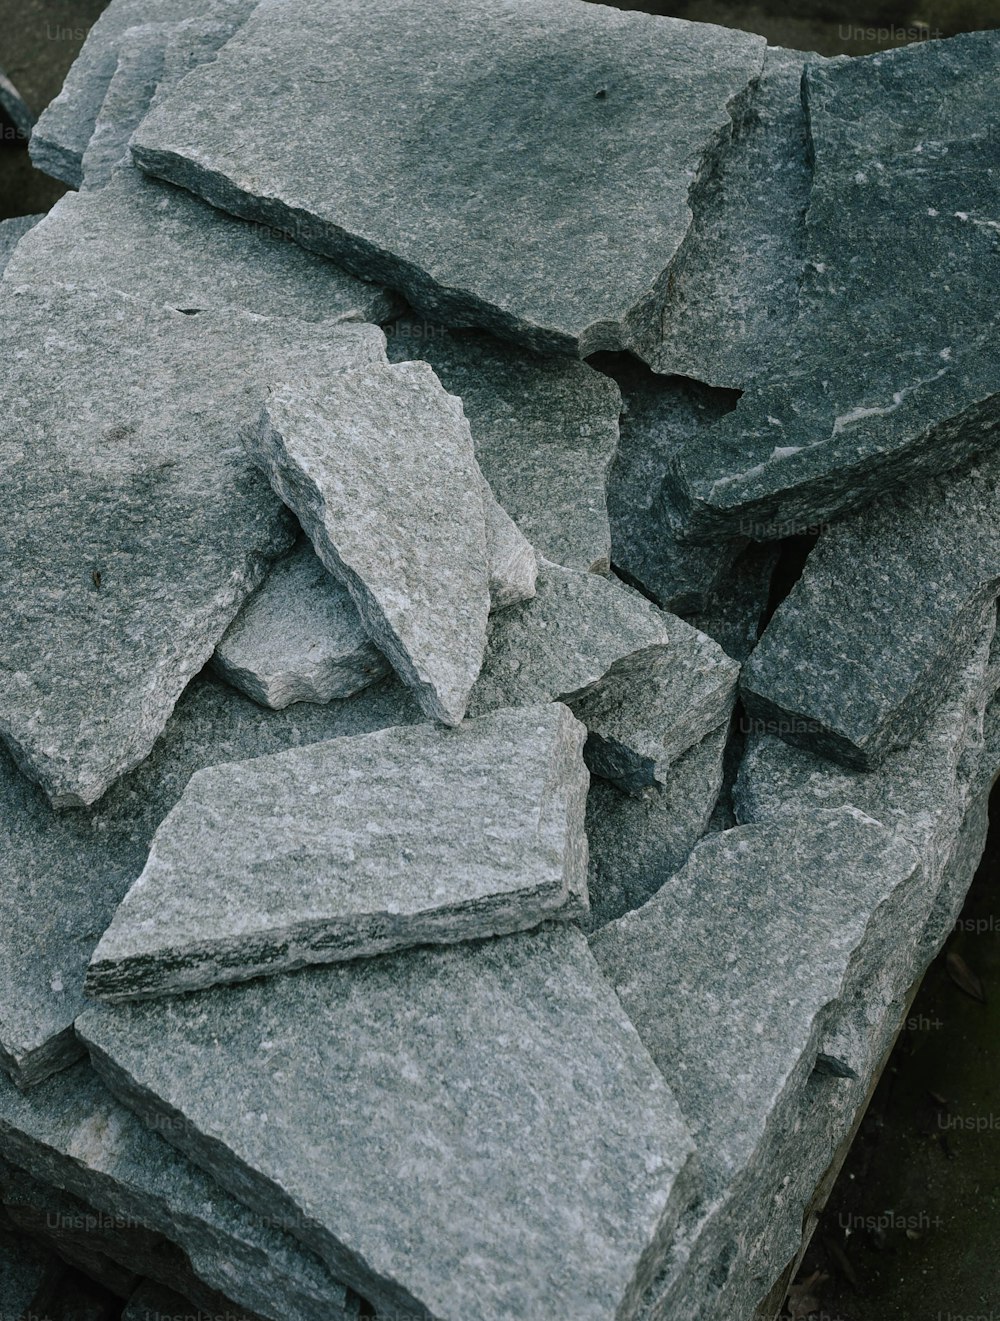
[665,33,1000,542]
[470,560,739,792]
[742,454,1000,767]
[0,283,385,807]
[87,704,589,1000]
[387,325,621,571]
[479,476,539,611]
[131,0,764,356]
[79,24,173,190]
[247,364,491,726]
[3,168,396,325]
[0,1061,358,1321]
[213,541,390,710]
[0,215,43,277]
[80,925,698,1321]
[0,63,35,140]
[0,669,420,1089]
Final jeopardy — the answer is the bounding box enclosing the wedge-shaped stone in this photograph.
[0,214,42,276]
[0,284,384,807]
[131,0,763,356]
[0,1061,358,1321]
[666,33,1000,542]
[247,364,491,726]
[0,670,420,1089]
[742,454,1000,767]
[80,925,698,1321]
[470,560,739,791]
[387,325,620,571]
[5,168,395,324]
[87,704,589,1000]
[79,24,173,190]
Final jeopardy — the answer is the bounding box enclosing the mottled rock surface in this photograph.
[387,325,620,571]
[248,364,491,726]
[685,541,781,664]
[131,0,764,355]
[743,455,1000,767]
[78,23,172,190]
[87,704,590,999]
[80,926,698,1321]
[0,284,384,807]
[0,215,43,277]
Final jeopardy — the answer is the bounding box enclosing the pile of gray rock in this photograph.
[0,2,997,1318]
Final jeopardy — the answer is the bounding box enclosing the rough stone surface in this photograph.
[470,560,739,790]
[4,167,395,325]
[87,704,590,1000]
[683,541,780,664]
[79,24,172,190]
[131,0,764,356]
[583,719,727,933]
[0,283,385,807]
[213,540,390,710]
[742,455,1000,767]
[666,33,1000,542]
[80,925,698,1321]
[387,326,620,571]
[0,215,43,277]
[0,669,420,1089]
[247,364,491,726]
[481,483,538,610]
[0,1061,358,1321]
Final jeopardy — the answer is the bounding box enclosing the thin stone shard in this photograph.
[79,24,173,190]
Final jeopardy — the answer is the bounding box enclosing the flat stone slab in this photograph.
[0,1061,357,1321]
[131,0,764,355]
[665,32,1000,542]
[0,214,43,277]
[79,23,173,190]
[4,167,395,325]
[470,559,739,791]
[742,453,1000,767]
[0,283,384,807]
[87,703,589,1000]
[248,364,492,726]
[387,326,621,571]
[79,924,698,1321]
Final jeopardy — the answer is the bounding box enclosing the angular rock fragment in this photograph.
[742,455,1000,767]
[247,364,492,726]
[666,33,1000,541]
[0,670,420,1089]
[684,541,781,664]
[87,704,590,1000]
[79,24,172,190]
[79,925,698,1321]
[387,325,620,571]
[0,214,43,277]
[0,63,35,140]
[3,168,395,325]
[0,284,384,807]
[0,1061,358,1321]
[131,0,764,356]
[479,478,538,610]
[470,560,739,790]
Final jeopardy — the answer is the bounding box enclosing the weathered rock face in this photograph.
[79,925,698,1321]
[386,325,621,572]
[0,215,42,276]
[247,365,492,727]
[665,32,1000,544]
[0,284,385,807]
[742,456,1000,767]
[78,23,173,189]
[130,0,764,356]
[86,704,590,1000]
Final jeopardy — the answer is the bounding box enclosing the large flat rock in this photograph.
[131,0,764,356]
[248,364,491,726]
[79,925,698,1321]
[0,284,384,807]
[666,32,1000,542]
[387,325,621,571]
[742,454,1000,767]
[87,704,589,1000]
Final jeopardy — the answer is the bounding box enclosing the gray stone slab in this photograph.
[387,325,621,572]
[0,1061,358,1321]
[0,283,385,807]
[583,719,727,933]
[3,167,396,325]
[80,925,698,1321]
[665,32,1000,542]
[213,541,390,709]
[247,364,491,726]
[0,214,43,278]
[742,453,1000,768]
[87,703,589,1000]
[79,24,173,190]
[0,1220,55,1321]
[481,482,538,610]
[0,667,420,1089]
[131,0,764,356]
[0,63,35,140]
[470,559,739,791]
